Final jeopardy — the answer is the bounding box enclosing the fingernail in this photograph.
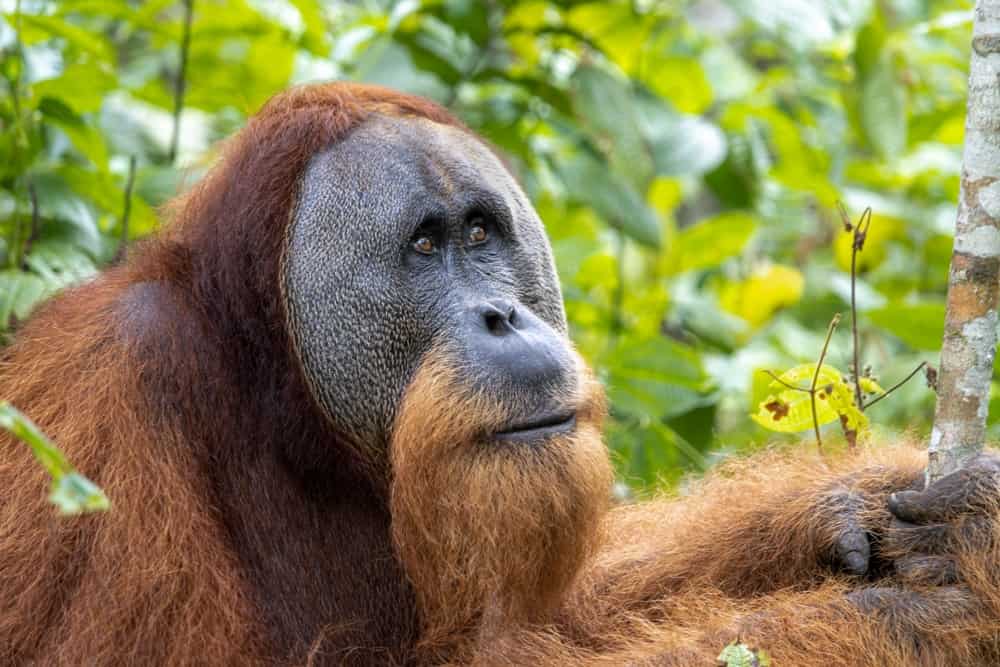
[846,552,867,574]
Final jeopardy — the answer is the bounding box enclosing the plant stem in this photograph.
[864,361,927,409]
[610,229,626,341]
[810,314,841,453]
[114,156,138,263]
[19,181,38,268]
[849,208,871,411]
[168,0,194,164]
[760,370,811,393]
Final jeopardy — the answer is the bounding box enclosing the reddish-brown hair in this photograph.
[0,83,465,665]
[3,82,1000,667]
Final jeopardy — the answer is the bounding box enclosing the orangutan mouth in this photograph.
[493,412,577,443]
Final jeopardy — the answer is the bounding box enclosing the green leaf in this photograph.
[428,0,490,46]
[571,64,653,188]
[609,337,708,389]
[867,303,945,350]
[38,97,110,169]
[287,0,329,54]
[24,240,99,291]
[57,167,158,235]
[557,154,662,247]
[0,270,48,325]
[862,53,908,159]
[32,63,117,114]
[49,472,110,515]
[28,171,104,256]
[634,93,727,177]
[606,337,713,422]
[667,212,756,275]
[645,56,713,114]
[0,402,70,477]
[608,419,707,488]
[354,37,449,102]
[0,402,109,515]
[19,14,112,60]
[717,640,770,667]
[395,24,466,86]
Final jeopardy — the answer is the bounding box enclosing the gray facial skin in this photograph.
[283,114,575,451]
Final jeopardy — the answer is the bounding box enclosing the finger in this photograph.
[888,489,937,523]
[889,465,1000,523]
[847,585,978,621]
[883,517,949,555]
[820,488,870,575]
[894,554,959,586]
[883,516,993,556]
[835,525,870,575]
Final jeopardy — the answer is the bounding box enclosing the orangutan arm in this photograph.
[575,446,926,606]
[478,581,994,666]
[554,446,1000,639]
[478,448,1000,666]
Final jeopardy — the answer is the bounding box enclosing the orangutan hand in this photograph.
[881,453,1000,585]
[821,452,1000,580]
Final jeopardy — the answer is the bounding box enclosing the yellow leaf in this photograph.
[833,213,902,273]
[767,363,841,390]
[718,264,804,329]
[645,57,713,114]
[859,377,885,396]
[566,3,652,74]
[752,389,839,433]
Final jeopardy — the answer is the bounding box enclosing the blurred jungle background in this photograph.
[0,0,980,490]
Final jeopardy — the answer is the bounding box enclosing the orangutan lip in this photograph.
[493,413,577,442]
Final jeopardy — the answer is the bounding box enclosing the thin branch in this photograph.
[7,0,26,271]
[20,180,39,268]
[113,156,138,264]
[848,207,872,411]
[760,370,812,393]
[864,361,928,409]
[610,229,626,342]
[168,0,194,164]
[11,0,23,119]
[810,313,841,453]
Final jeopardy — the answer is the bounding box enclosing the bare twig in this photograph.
[610,230,626,341]
[864,361,928,409]
[810,314,841,453]
[113,156,138,264]
[168,0,194,164]
[20,180,39,268]
[847,207,872,411]
[10,0,23,119]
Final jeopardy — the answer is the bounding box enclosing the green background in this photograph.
[0,0,981,491]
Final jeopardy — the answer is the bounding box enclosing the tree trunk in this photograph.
[928,0,1000,484]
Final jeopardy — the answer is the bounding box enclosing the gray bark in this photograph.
[928,0,1000,484]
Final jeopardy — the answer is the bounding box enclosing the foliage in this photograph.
[0,0,980,490]
[717,640,770,667]
[0,401,108,514]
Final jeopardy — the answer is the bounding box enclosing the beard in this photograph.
[388,350,614,659]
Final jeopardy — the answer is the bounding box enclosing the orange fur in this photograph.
[390,349,613,662]
[1,82,998,666]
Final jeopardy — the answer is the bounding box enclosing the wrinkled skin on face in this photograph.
[277,105,1000,666]
[284,114,575,455]
[283,113,615,661]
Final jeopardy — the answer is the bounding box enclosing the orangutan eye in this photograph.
[412,236,436,254]
[467,222,488,245]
